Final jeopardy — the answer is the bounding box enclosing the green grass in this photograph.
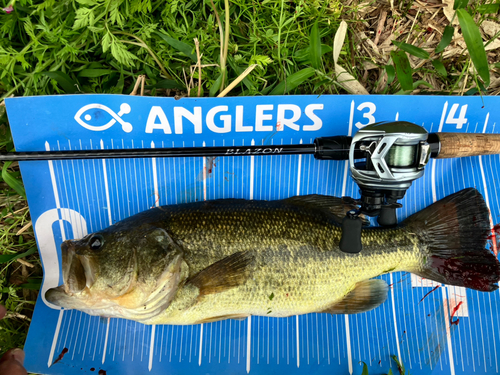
[0,0,351,98]
[1,0,498,98]
[0,92,39,353]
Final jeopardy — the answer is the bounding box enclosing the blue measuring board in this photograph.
[5,94,500,375]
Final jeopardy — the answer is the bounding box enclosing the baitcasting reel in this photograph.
[339,122,432,253]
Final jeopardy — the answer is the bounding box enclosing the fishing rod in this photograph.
[3,121,500,253]
[0,125,498,162]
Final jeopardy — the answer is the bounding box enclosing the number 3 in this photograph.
[355,102,376,129]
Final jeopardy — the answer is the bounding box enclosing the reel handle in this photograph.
[432,132,500,159]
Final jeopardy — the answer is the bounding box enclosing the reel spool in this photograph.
[340,121,432,253]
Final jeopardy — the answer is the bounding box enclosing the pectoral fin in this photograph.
[321,279,388,314]
[187,251,255,296]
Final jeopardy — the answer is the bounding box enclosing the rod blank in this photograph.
[0,144,318,161]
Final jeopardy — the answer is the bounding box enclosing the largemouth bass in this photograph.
[46,188,500,325]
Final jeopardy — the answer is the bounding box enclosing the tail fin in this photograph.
[404,188,500,292]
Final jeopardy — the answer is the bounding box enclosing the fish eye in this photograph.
[89,235,104,251]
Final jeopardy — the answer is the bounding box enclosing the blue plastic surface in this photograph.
[5,94,500,375]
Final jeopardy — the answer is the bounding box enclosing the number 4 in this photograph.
[445,103,468,129]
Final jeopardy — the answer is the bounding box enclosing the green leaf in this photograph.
[432,59,447,77]
[393,41,430,59]
[42,71,79,93]
[130,0,152,13]
[2,161,26,198]
[110,41,137,67]
[145,79,185,90]
[19,280,42,290]
[228,59,256,91]
[269,292,274,301]
[477,3,500,14]
[110,73,125,94]
[391,355,405,374]
[78,69,114,78]
[209,74,223,97]
[390,50,413,91]
[249,55,273,69]
[361,362,369,375]
[76,0,97,5]
[0,247,37,264]
[270,68,315,95]
[435,25,454,53]
[396,80,433,94]
[313,78,333,91]
[413,80,433,89]
[154,31,197,62]
[453,0,468,9]
[109,1,125,26]
[457,8,490,86]
[261,82,277,95]
[385,65,395,84]
[309,22,321,69]
[102,32,113,53]
[73,7,94,29]
[295,45,332,62]
[387,369,394,375]
[465,87,479,95]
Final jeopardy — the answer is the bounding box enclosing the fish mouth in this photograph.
[45,240,96,308]
[61,240,96,293]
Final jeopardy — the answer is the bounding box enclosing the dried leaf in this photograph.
[333,21,347,64]
[481,21,500,38]
[485,39,500,52]
[335,65,370,94]
[442,0,459,25]
[332,21,369,94]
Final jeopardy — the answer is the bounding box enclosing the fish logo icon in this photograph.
[74,103,133,133]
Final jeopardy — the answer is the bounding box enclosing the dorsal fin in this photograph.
[284,195,369,225]
[284,194,345,208]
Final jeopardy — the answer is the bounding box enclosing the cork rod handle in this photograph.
[435,133,500,159]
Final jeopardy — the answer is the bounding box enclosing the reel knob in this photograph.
[339,210,363,254]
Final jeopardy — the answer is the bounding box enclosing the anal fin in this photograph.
[320,279,388,314]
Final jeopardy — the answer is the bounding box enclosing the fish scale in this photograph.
[149,201,422,324]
